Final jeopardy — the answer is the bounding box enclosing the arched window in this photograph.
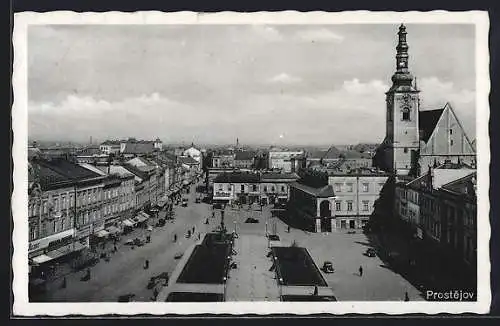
[402,107,410,121]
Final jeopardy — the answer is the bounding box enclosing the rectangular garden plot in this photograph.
[271,247,327,287]
[177,242,231,284]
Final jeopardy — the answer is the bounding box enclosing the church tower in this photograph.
[384,24,420,176]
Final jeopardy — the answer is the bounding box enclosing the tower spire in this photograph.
[391,23,414,87]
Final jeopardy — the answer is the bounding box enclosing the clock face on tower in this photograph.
[402,93,411,105]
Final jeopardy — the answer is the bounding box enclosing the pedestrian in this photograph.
[287,225,291,233]
[61,276,67,289]
[144,259,149,269]
[404,291,410,301]
[198,233,201,240]
[174,234,177,242]
[313,285,318,296]
[192,226,195,234]
[114,244,117,252]
[359,266,363,277]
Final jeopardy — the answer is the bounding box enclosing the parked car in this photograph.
[174,252,183,259]
[365,248,377,257]
[322,261,334,273]
[195,197,201,203]
[182,198,188,207]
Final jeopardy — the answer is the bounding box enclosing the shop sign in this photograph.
[29,228,75,253]
[214,191,231,198]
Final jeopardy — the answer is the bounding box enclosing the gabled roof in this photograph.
[419,108,445,143]
[235,151,256,161]
[307,150,327,159]
[291,182,335,198]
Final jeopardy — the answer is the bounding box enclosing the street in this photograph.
[40,182,214,302]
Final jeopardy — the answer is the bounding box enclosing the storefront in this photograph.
[29,228,87,272]
[213,190,232,205]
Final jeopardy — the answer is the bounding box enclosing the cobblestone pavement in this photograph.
[37,182,213,302]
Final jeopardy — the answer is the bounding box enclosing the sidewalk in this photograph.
[225,234,280,301]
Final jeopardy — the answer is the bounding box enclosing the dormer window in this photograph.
[402,107,410,121]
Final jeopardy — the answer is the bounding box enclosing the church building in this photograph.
[373,24,476,177]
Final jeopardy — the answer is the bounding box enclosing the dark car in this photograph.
[322,261,334,273]
[195,197,201,203]
[365,248,377,257]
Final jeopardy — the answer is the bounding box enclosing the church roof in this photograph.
[419,108,445,143]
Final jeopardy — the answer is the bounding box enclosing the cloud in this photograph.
[418,76,476,138]
[268,73,302,84]
[295,28,344,42]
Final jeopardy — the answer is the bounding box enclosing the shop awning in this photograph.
[135,214,148,223]
[95,229,109,238]
[32,254,53,264]
[46,242,86,260]
[122,219,135,227]
[106,226,121,235]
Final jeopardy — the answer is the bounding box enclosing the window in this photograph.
[281,186,285,192]
[335,202,341,211]
[241,185,245,192]
[252,185,257,192]
[404,147,408,153]
[362,200,369,211]
[29,225,37,241]
[362,183,369,192]
[449,129,453,135]
[53,221,57,233]
[347,183,353,192]
[402,107,410,121]
[450,139,454,146]
[334,183,341,192]
[347,201,353,211]
[264,186,268,193]
[218,184,223,191]
[60,219,65,230]
[271,186,275,192]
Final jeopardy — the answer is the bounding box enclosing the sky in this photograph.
[27,24,476,146]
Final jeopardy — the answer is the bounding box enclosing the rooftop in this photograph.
[290,182,335,198]
[261,172,300,181]
[123,142,155,154]
[234,151,256,161]
[213,172,260,183]
[419,107,445,143]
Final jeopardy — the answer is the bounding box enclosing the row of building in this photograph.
[27,144,204,270]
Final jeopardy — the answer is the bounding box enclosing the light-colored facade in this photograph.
[268,150,304,172]
[99,141,121,155]
[418,103,476,170]
[328,172,389,229]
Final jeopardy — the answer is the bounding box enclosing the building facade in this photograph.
[268,150,304,172]
[328,169,390,229]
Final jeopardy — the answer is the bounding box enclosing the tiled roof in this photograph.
[419,108,445,143]
[79,163,108,176]
[306,150,327,159]
[123,142,155,154]
[37,158,101,180]
[213,172,260,183]
[291,182,335,198]
[234,151,256,161]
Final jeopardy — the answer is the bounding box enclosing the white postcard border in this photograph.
[12,10,491,316]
